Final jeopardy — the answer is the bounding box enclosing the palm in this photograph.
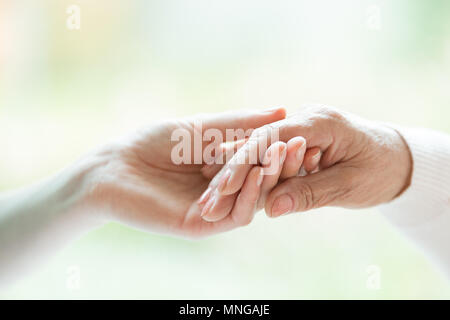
[106,121,208,237]
[102,109,285,238]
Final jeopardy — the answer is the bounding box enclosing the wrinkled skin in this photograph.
[208,106,413,218]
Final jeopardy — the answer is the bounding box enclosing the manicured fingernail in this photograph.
[312,150,321,162]
[197,187,212,204]
[262,107,281,114]
[266,148,272,159]
[280,146,287,164]
[299,166,307,177]
[296,144,305,161]
[201,195,215,218]
[256,168,264,187]
[217,169,232,192]
[271,194,294,217]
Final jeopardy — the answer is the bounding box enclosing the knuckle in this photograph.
[251,123,279,138]
[250,126,269,140]
[320,106,344,119]
[291,181,315,212]
[307,105,346,124]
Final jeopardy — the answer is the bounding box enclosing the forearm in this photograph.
[0,155,105,286]
[379,127,450,276]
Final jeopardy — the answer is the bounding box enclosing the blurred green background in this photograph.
[1,0,450,299]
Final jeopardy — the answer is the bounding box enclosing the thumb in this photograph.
[265,165,352,217]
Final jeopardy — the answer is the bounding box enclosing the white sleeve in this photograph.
[379,127,450,276]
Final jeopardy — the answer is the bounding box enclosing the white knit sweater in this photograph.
[380,127,450,276]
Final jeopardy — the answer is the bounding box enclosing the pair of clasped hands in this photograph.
[85,106,411,238]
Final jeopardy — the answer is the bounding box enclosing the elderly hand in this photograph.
[207,106,413,218]
[198,136,322,222]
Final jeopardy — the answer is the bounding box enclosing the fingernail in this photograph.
[256,168,264,187]
[271,194,294,217]
[217,169,232,193]
[197,187,212,204]
[201,195,215,218]
[263,149,272,166]
[262,107,281,114]
[312,150,321,162]
[299,166,307,177]
[296,145,305,161]
[280,146,287,164]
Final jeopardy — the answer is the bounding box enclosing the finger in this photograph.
[214,127,274,195]
[229,166,264,226]
[200,190,237,222]
[190,107,286,141]
[204,141,288,218]
[217,111,333,196]
[201,139,247,179]
[280,136,306,179]
[199,139,249,221]
[201,166,263,223]
[257,142,287,209]
[265,165,349,217]
[303,147,321,173]
[191,167,263,236]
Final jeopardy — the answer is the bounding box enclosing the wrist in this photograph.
[0,150,108,284]
[53,147,117,227]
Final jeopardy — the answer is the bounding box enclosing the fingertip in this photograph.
[222,164,262,196]
[264,194,275,218]
[262,106,287,121]
[256,166,264,187]
[278,141,288,164]
[261,141,286,178]
[287,136,306,148]
[220,143,258,195]
[200,195,216,219]
[284,136,306,170]
[246,166,264,188]
[270,194,294,218]
[197,187,212,205]
[201,190,239,222]
[220,175,239,195]
[243,166,264,202]
[276,107,287,119]
[304,147,322,173]
[265,141,287,158]
[280,157,302,181]
[217,169,232,193]
[264,186,284,218]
